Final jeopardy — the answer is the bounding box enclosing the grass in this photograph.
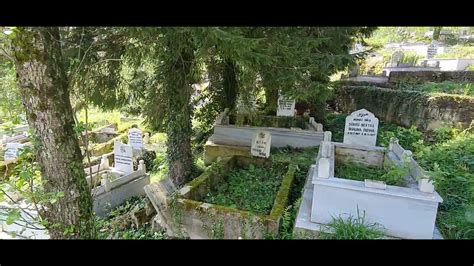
[319,209,385,239]
[416,132,474,239]
[76,107,145,132]
[203,162,287,215]
[395,81,473,96]
[335,161,408,186]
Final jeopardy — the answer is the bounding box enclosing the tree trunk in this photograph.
[165,39,195,187]
[262,73,279,115]
[12,27,94,239]
[222,59,238,111]
[433,27,442,41]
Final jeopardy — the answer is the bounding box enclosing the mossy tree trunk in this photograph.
[12,27,95,239]
[164,37,195,187]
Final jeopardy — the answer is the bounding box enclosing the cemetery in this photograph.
[0,26,473,240]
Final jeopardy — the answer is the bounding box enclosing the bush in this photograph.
[378,124,424,152]
[416,132,474,239]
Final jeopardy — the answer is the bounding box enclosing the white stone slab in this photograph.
[113,140,133,174]
[343,109,379,147]
[128,127,143,150]
[311,177,442,239]
[251,131,271,158]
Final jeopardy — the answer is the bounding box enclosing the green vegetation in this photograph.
[203,163,287,215]
[437,45,474,59]
[320,209,385,239]
[395,81,473,96]
[335,161,407,186]
[416,131,474,239]
[268,147,319,239]
[95,196,167,239]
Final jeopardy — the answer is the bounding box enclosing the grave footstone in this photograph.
[343,109,379,147]
[276,91,295,117]
[128,128,143,150]
[113,140,134,174]
[4,143,25,162]
[251,131,271,158]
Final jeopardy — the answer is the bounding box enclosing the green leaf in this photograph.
[6,209,21,225]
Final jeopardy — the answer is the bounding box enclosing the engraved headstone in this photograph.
[391,51,404,65]
[276,92,295,117]
[113,140,133,174]
[343,109,379,147]
[128,127,143,150]
[427,42,438,59]
[251,131,271,158]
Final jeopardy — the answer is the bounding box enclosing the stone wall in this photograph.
[388,71,474,84]
[333,86,474,131]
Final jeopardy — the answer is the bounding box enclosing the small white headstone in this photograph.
[317,158,330,179]
[143,133,150,144]
[113,140,133,174]
[4,143,25,162]
[128,128,143,150]
[251,131,271,158]
[427,42,438,59]
[343,109,379,147]
[99,155,110,171]
[276,92,295,117]
[391,51,404,64]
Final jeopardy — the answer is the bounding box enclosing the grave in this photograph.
[92,159,150,217]
[204,108,325,165]
[145,155,295,239]
[294,112,443,239]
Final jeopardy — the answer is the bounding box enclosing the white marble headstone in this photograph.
[276,92,295,117]
[427,42,438,59]
[143,132,150,144]
[343,109,379,147]
[128,128,143,150]
[113,140,133,174]
[251,131,271,158]
[4,143,25,162]
[391,51,404,64]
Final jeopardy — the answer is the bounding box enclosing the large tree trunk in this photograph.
[165,38,195,187]
[12,27,94,239]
